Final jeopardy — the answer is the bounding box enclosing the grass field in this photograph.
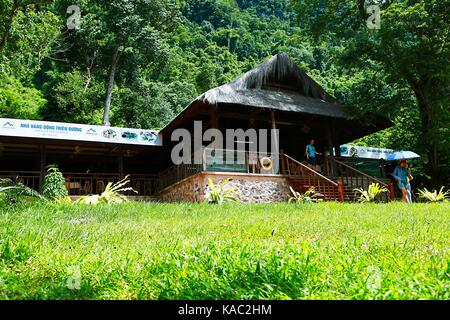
[0,201,448,300]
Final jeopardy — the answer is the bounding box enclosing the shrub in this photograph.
[418,187,449,202]
[354,183,388,203]
[75,176,137,205]
[42,165,68,199]
[288,186,322,203]
[205,178,238,205]
[0,178,45,205]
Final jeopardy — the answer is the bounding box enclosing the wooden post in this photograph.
[337,178,345,202]
[280,149,286,175]
[380,159,386,178]
[39,145,46,192]
[202,146,207,172]
[209,103,219,129]
[327,121,334,156]
[388,182,395,201]
[271,110,279,174]
[118,152,124,179]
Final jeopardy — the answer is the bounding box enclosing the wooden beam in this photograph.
[271,110,279,174]
[209,103,219,129]
[327,121,334,156]
[39,145,46,192]
[118,152,124,178]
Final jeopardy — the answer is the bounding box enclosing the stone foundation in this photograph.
[158,172,290,203]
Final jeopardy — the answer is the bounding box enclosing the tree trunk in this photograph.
[0,1,20,54]
[102,46,121,126]
[413,88,441,186]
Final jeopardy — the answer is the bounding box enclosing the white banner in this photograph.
[340,145,393,159]
[0,118,162,146]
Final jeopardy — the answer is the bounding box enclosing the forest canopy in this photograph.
[0,0,448,185]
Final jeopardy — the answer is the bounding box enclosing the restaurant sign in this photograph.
[0,118,162,146]
[340,145,393,159]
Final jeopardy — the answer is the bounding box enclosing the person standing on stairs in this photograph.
[305,139,321,168]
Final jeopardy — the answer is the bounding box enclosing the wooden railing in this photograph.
[326,157,392,202]
[324,156,387,179]
[158,163,202,191]
[158,148,281,191]
[0,171,41,191]
[281,154,342,201]
[64,173,158,196]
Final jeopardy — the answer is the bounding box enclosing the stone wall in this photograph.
[158,174,205,202]
[158,172,290,203]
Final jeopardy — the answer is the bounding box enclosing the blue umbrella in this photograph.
[385,151,421,161]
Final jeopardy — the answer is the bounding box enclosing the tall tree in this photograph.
[57,0,179,125]
[292,0,450,186]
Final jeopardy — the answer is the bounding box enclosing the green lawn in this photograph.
[0,201,449,299]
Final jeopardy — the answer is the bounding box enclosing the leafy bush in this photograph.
[0,178,45,205]
[354,183,388,203]
[418,187,449,202]
[75,176,137,205]
[205,178,238,205]
[42,165,68,199]
[288,186,322,203]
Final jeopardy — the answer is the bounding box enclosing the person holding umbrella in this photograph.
[392,160,413,203]
[386,150,420,203]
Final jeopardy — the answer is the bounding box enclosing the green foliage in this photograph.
[0,201,448,299]
[42,70,104,124]
[0,0,448,187]
[292,0,450,186]
[418,187,450,203]
[0,177,45,206]
[206,178,238,204]
[42,165,68,199]
[0,73,45,119]
[354,183,388,203]
[288,186,321,203]
[75,175,137,205]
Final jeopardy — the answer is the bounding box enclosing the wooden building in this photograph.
[0,53,395,202]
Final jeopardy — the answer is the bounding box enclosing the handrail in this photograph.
[0,170,40,175]
[282,154,338,186]
[329,157,388,186]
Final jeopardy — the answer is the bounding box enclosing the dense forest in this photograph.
[0,0,448,186]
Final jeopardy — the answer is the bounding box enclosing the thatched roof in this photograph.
[196,52,348,118]
[161,53,392,138]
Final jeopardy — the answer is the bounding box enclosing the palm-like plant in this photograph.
[206,178,238,205]
[75,176,137,205]
[288,186,321,203]
[0,178,46,201]
[417,187,449,202]
[354,183,388,203]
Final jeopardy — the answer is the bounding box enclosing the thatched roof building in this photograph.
[161,53,392,158]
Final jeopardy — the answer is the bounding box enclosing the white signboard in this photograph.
[340,145,393,159]
[0,118,162,146]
